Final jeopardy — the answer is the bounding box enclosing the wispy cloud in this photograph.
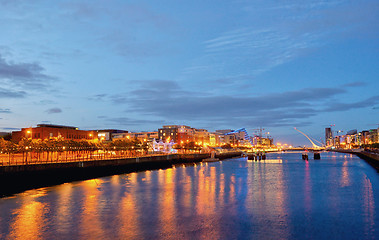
[105,117,165,127]
[95,80,364,128]
[324,95,379,112]
[0,54,55,90]
[187,0,379,85]
[343,81,367,88]
[0,87,26,98]
[2,127,20,131]
[0,108,11,113]
[46,107,62,114]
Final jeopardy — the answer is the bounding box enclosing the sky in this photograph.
[0,0,378,146]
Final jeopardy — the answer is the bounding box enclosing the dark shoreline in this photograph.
[0,152,241,197]
[331,149,379,172]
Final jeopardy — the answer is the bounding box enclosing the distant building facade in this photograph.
[333,127,379,149]
[11,124,97,143]
[325,127,333,146]
[113,131,158,142]
[158,125,194,143]
[96,129,128,141]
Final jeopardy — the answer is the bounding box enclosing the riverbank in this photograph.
[0,152,241,197]
[331,149,379,172]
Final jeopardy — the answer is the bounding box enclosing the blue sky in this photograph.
[0,0,378,146]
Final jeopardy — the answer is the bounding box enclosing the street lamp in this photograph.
[26,130,32,139]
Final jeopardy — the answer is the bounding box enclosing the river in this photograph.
[0,152,378,239]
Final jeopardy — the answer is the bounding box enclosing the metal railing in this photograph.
[0,150,173,166]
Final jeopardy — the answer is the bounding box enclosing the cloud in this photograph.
[0,54,55,90]
[2,127,20,130]
[127,86,344,117]
[100,80,352,129]
[187,0,379,85]
[105,117,165,127]
[60,2,173,59]
[0,108,11,113]
[0,87,26,98]
[38,100,56,105]
[323,95,379,112]
[343,81,367,88]
[46,107,62,114]
[88,94,108,101]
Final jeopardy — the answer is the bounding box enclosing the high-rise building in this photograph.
[325,127,333,146]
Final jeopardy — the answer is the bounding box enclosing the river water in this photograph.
[0,152,378,239]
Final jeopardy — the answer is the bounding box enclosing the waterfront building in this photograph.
[114,131,158,142]
[215,129,234,146]
[252,136,274,147]
[11,124,97,143]
[368,128,378,144]
[218,128,255,147]
[193,128,210,146]
[96,129,128,141]
[332,127,379,149]
[209,132,223,146]
[325,127,333,146]
[158,125,194,143]
[215,129,233,135]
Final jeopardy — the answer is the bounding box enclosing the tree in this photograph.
[0,133,11,141]
[221,143,233,149]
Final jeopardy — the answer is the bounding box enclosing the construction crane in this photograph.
[252,127,271,145]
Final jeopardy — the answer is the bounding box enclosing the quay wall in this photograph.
[332,149,379,172]
[355,151,379,172]
[0,152,242,197]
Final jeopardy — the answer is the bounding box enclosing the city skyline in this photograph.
[0,0,378,146]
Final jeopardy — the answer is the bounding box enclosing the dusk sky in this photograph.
[0,0,378,146]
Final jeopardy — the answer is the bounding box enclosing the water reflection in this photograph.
[118,181,141,239]
[362,176,375,238]
[9,191,48,240]
[304,160,312,220]
[0,153,378,239]
[158,168,181,238]
[340,160,351,187]
[55,183,73,235]
[79,179,105,239]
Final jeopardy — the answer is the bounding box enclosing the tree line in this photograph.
[0,137,149,155]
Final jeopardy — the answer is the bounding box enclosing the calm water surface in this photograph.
[0,152,378,239]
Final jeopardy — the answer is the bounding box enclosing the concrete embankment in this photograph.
[0,152,242,197]
[332,149,379,172]
[355,151,379,172]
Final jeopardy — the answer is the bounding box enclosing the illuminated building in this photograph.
[209,132,223,146]
[158,125,194,143]
[96,129,128,141]
[11,124,97,142]
[114,131,158,142]
[193,129,210,146]
[325,127,333,146]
